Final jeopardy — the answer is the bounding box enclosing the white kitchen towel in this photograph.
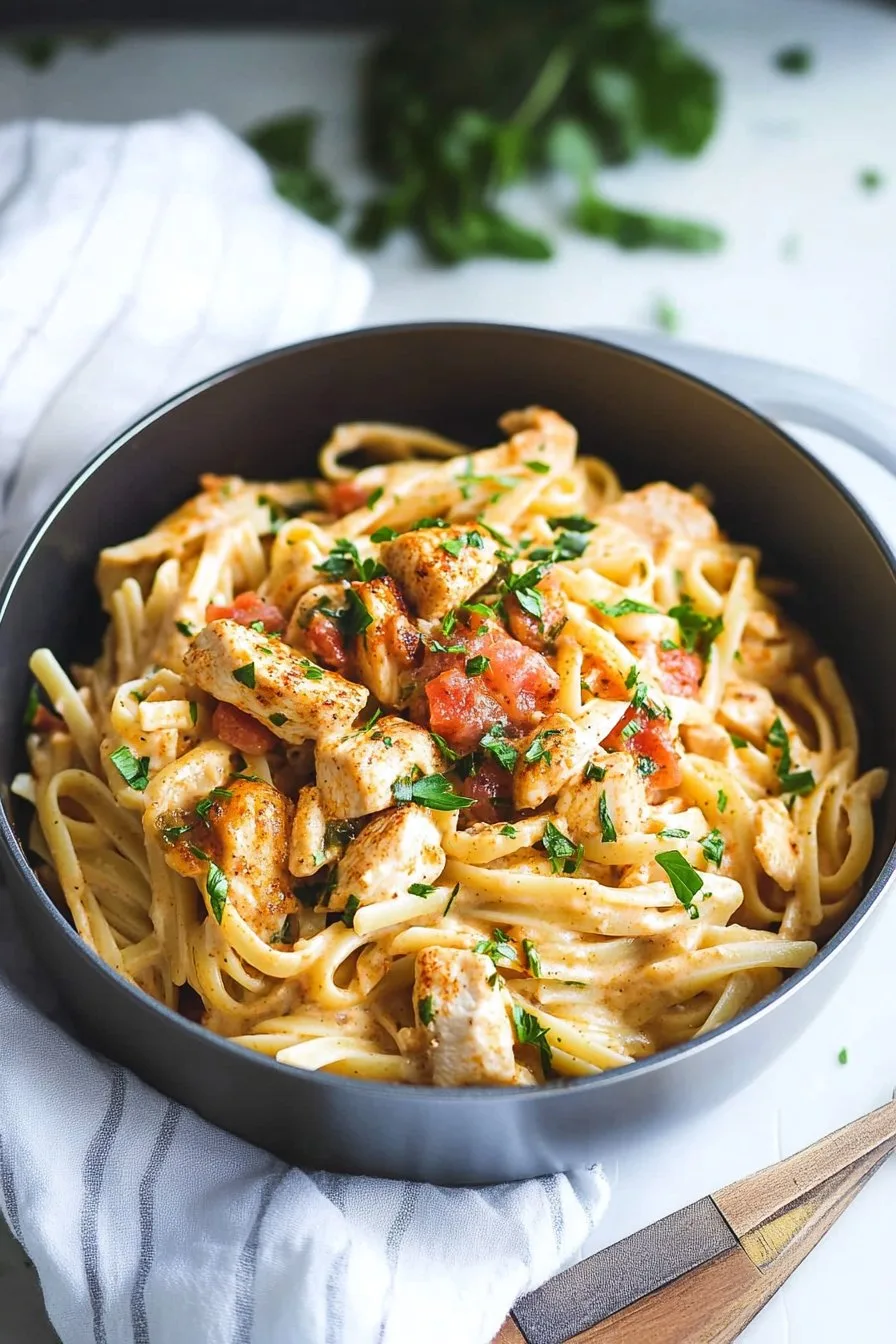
[0,113,610,1344]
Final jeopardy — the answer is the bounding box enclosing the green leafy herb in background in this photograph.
[248,0,723,265]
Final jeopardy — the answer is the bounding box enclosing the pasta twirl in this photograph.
[18,406,887,1087]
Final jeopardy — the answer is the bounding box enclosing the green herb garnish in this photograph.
[523,727,561,765]
[269,712,288,726]
[584,762,606,782]
[774,44,813,74]
[232,662,256,689]
[522,937,542,977]
[474,927,518,968]
[175,620,195,637]
[595,598,658,618]
[392,772,474,811]
[409,883,436,898]
[465,654,490,677]
[512,1004,552,1069]
[767,716,816,797]
[443,882,460,915]
[542,820,582,874]
[418,995,435,1026]
[162,823,193,845]
[599,792,616,843]
[480,724,519,772]
[717,789,728,813]
[109,745,151,792]
[188,845,229,923]
[655,849,704,918]
[701,828,724,867]
[342,894,361,927]
[667,596,723,658]
[500,824,517,838]
[658,826,689,839]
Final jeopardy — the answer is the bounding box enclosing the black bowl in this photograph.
[1,323,895,1184]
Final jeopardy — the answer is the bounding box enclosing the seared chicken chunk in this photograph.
[143,740,236,872]
[350,576,421,706]
[379,525,499,621]
[557,752,647,843]
[329,804,444,914]
[184,619,367,743]
[201,778,294,941]
[719,682,777,744]
[512,702,618,811]
[413,947,516,1087]
[601,483,718,548]
[681,721,733,763]
[753,798,800,892]
[315,716,442,818]
[288,784,335,878]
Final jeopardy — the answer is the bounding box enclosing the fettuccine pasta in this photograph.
[17,406,887,1087]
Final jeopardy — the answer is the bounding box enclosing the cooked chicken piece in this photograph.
[719,682,777,743]
[497,406,578,470]
[350,576,422,706]
[260,531,330,618]
[557,752,647,843]
[329,804,444,914]
[512,713,588,811]
[288,785,338,878]
[753,798,800,892]
[512,700,619,811]
[601,483,718,548]
[315,716,443,818]
[413,947,516,1087]
[184,619,367,743]
[285,582,348,646]
[142,740,236,874]
[379,525,499,621]
[201,779,295,941]
[681,721,733,762]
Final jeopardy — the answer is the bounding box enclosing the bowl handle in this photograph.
[583,328,896,481]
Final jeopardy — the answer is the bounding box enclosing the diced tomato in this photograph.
[211,702,278,754]
[602,707,682,790]
[426,668,510,755]
[31,704,66,733]
[206,590,285,633]
[460,758,513,824]
[657,646,702,698]
[328,479,371,517]
[304,611,349,671]
[416,613,558,752]
[505,573,566,652]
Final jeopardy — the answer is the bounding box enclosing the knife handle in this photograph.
[495,1098,896,1344]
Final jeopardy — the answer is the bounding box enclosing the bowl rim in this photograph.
[2,319,895,1110]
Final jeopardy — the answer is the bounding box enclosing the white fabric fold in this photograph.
[0,112,610,1344]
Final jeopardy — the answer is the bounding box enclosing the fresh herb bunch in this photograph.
[354,0,723,263]
[245,112,342,225]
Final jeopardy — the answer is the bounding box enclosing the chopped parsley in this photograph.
[547,515,595,533]
[474,927,518,968]
[340,587,373,639]
[503,562,552,620]
[269,712,288,726]
[599,792,617,843]
[528,530,589,563]
[480,724,519,772]
[620,719,641,741]
[131,689,147,705]
[717,789,728,813]
[512,1005,552,1069]
[636,756,659,777]
[522,937,542,977]
[542,820,583,874]
[465,654,490,677]
[443,883,460,915]
[594,598,658,618]
[838,1047,849,1066]
[409,882,436,898]
[232,662,256,689]
[354,707,383,735]
[524,728,561,766]
[188,845,229,923]
[729,733,748,749]
[526,460,550,474]
[584,762,606,782]
[441,608,459,636]
[315,537,385,582]
[500,824,517,838]
[441,530,485,558]
[774,44,813,74]
[342,894,360,927]
[418,995,435,1026]
[195,786,233,823]
[270,915,295,945]
[701,828,725,867]
[392,772,474,811]
[189,701,198,726]
[667,596,723,659]
[324,819,355,849]
[625,665,639,690]
[462,601,497,620]
[655,849,704,918]
[430,639,466,655]
[767,716,816,797]
[429,730,458,763]
[161,823,193,845]
[410,516,449,530]
[859,168,884,193]
[366,486,384,508]
[371,525,398,542]
[23,682,40,728]
[300,660,324,681]
[109,745,151,792]
[175,619,195,637]
[249,620,266,633]
[658,826,689,839]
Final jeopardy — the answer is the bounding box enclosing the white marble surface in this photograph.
[1,1,895,1340]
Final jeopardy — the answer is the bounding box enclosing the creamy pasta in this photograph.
[17,407,887,1087]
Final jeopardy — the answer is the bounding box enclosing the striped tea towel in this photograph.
[0,112,610,1344]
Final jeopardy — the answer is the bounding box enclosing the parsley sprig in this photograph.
[541,820,583,874]
[767,717,816,798]
[392,771,474,811]
[667,595,723,659]
[315,537,386,583]
[655,849,703,919]
[512,1004,552,1071]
